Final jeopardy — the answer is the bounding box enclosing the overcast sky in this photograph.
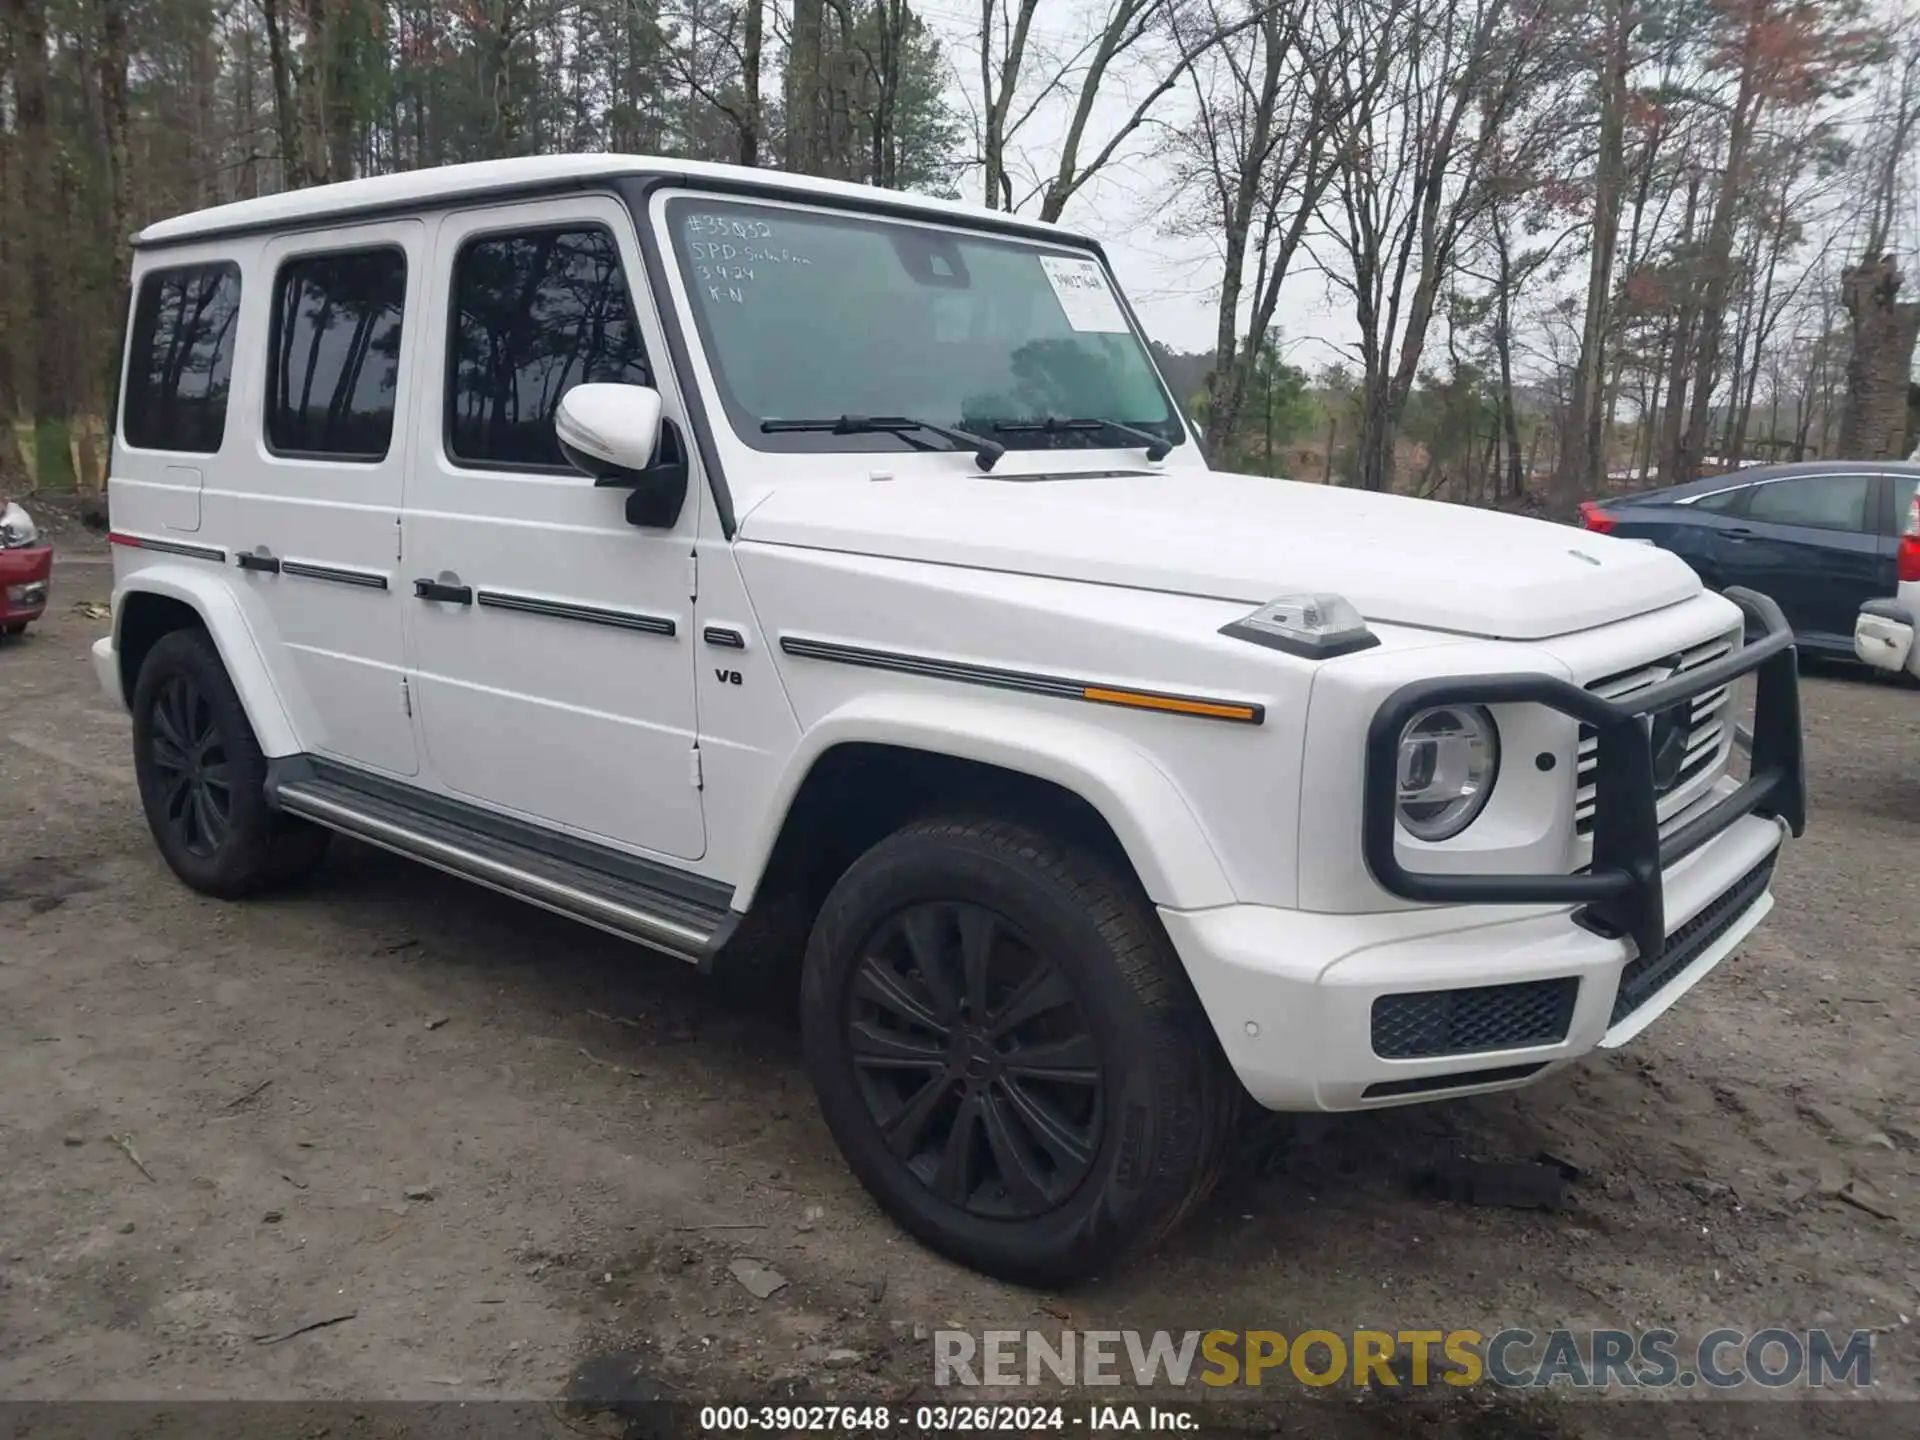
[915,2,1357,368]
[907,0,1920,386]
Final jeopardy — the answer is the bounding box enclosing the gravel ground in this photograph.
[1,533,1915,1434]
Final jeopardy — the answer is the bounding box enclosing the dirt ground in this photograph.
[2,527,1916,1433]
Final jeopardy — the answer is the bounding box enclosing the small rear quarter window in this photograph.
[123,262,243,453]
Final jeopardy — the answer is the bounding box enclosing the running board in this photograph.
[268,758,733,964]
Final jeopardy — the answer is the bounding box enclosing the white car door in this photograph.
[228,221,424,777]
[400,195,706,862]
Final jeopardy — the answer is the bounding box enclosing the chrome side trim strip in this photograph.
[475,589,676,636]
[107,533,227,563]
[778,635,1265,724]
[280,560,390,590]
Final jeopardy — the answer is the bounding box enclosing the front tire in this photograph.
[131,628,329,897]
[800,817,1235,1285]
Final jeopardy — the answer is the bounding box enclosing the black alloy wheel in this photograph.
[131,627,330,896]
[801,816,1238,1284]
[146,671,234,857]
[846,900,1103,1219]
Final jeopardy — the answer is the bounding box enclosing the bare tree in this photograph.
[1313,0,1553,490]
[976,0,1040,209]
[1549,0,1634,516]
[1170,0,1349,452]
[974,0,1253,220]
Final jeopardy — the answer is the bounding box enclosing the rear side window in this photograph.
[446,227,651,469]
[123,262,243,452]
[1690,487,1747,515]
[1745,475,1871,532]
[267,248,408,459]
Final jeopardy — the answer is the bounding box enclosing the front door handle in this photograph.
[1723,527,1752,542]
[413,578,473,604]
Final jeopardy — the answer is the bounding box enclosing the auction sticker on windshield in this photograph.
[1039,255,1129,332]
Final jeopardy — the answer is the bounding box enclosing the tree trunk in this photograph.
[1490,209,1525,500]
[1552,0,1631,517]
[979,0,1038,209]
[11,0,71,486]
[1358,371,1394,492]
[1678,19,1765,482]
[1201,14,1286,453]
[1838,255,1920,459]
[1656,172,1702,482]
[786,0,826,172]
[261,0,310,187]
[97,0,132,298]
[739,0,762,166]
[322,0,361,181]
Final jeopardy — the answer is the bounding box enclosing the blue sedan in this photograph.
[1580,461,1920,659]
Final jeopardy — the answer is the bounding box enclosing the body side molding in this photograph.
[475,589,677,635]
[778,635,1264,725]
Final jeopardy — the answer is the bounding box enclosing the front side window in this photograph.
[267,248,408,459]
[123,262,242,452]
[664,197,1180,458]
[447,226,651,469]
[1745,475,1871,532]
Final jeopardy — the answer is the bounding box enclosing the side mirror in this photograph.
[555,383,689,529]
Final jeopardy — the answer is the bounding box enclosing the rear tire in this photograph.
[800,816,1235,1285]
[131,628,329,897]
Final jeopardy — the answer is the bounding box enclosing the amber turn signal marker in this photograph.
[1080,686,1260,723]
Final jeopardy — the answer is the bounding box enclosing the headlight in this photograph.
[1397,705,1499,841]
[0,500,38,549]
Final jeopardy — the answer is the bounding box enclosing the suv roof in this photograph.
[135,154,1077,251]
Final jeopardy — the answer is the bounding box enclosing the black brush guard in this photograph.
[1362,587,1806,964]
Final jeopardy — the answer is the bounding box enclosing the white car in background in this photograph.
[1853,486,1920,681]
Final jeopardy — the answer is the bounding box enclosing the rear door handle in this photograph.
[236,550,281,574]
[1723,527,1752,541]
[413,578,473,604]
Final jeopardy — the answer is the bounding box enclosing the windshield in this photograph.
[663,196,1182,458]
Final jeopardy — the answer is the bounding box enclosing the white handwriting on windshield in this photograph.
[686,230,813,305]
[685,214,773,239]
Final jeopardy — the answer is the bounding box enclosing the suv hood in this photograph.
[737,469,1699,642]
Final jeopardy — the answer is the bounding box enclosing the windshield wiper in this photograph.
[992,416,1172,462]
[760,415,1004,472]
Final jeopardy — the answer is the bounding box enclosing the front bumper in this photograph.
[1854,598,1915,677]
[1166,586,1804,1112]
[1165,810,1786,1110]
[0,543,52,625]
[93,636,123,709]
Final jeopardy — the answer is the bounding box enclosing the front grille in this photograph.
[1576,630,1738,838]
[1371,977,1580,1058]
[1608,854,1775,1025]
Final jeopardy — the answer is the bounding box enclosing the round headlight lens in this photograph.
[1396,705,1499,841]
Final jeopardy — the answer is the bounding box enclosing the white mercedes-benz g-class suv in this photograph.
[94,156,1805,1283]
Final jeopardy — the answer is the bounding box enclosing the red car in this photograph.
[1,498,52,636]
